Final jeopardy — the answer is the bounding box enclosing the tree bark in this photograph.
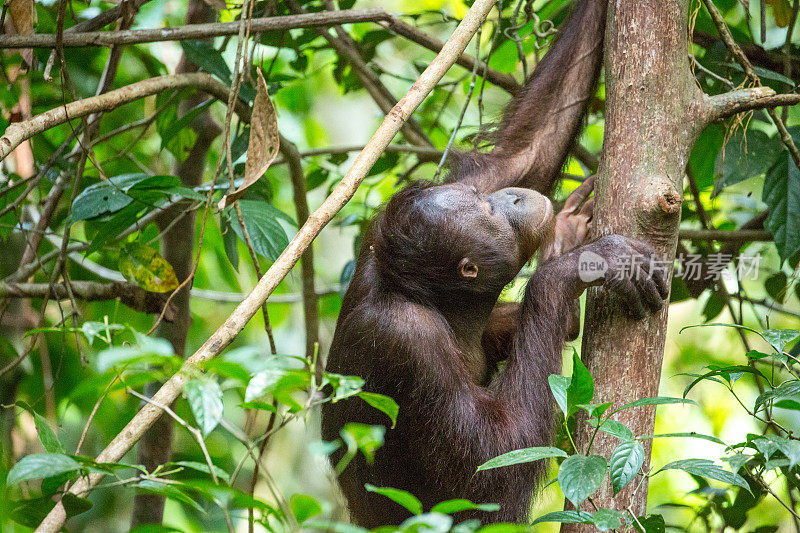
[564,0,705,527]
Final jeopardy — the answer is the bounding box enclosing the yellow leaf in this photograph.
[119,242,179,293]
[767,0,794,27]
[218,69,279,209]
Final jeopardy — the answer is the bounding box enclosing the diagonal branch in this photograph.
[34,0,498,530]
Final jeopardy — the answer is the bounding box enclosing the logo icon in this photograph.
[578,250,607,282]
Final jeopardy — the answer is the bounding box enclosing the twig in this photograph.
[678,228,773,242]
[34,1,497,529]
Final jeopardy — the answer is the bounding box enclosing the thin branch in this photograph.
[0,281,177,319]
[0,9,391,48]
[34,1,497,528]
[678,228,773,242]
[707,87,800,120]
[0,73,248,161]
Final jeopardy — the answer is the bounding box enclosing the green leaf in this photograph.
[548,374,570,417]
[593,509,626,531]
[683,365,767,397]
[358,392,399,428]
[754,380,800,412]
[530,510,594,526]
[577,402,613,420]
[765,272,788,303]
[566,350,593,416]
[557,454,607,507]
[429,499,500,514]
[364,484,423,515]
[245,368,289,402]
[761,329,800,353]
[764,153,800,262]
[6,453,82,485]
[183,379,224,436]
[290,494,323,523]
[181,41,231,84]
[714,130,780,195]
[612,396,697,414]
[610,441,645,495]
[589,419,633,441]
[754,435,800,467]
[639,432,725,445]
[632,514,665,533]
[119,242,179,292]
[71,173,150,221]
[227,200,292,261]
[33,412,64,454]
[326,373,364,401]
[659,458,750,492]
[476,447,568,471]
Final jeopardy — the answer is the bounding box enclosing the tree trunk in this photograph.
[564,0,705,526]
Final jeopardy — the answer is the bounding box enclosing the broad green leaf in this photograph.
[227,200,292,261]
[746,349,788,365]
[764,154,800,262]
[244,368,291,402]
[71,173,150,221]
[548,374,570,417]
[714,130,780,195]
[119,242,179,292]
[6,453,81,485]
[290,494,323,523]
[33,412,64,454]
[762,329,800,353]
[364,484,422,515]
[429,499,500,514]
[358,392,399,428]
[765,272,788,303]
[593,509,626,531]
[530,510,594,526]
[659,458,750,492]
[754,435,800,467]
[612,396,697,414]
[183,379,224,436]
[632,514,665,533]
[610,441,645,495]
[160,99,213,158]
[557,454,607,507]
[566,350,593,415]
[589,419,633,441]
[754,380,800,412]
[476,447,567,471]
[181,41,232,83]
[577,402,613,419]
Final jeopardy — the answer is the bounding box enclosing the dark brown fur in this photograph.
[321,0,613,526]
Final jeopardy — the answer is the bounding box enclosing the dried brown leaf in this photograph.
[7,0,36,66]
[218,69,279,209]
